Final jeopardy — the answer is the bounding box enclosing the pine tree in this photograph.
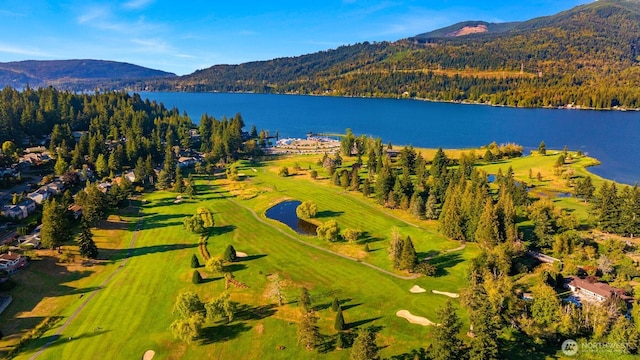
[595,182,622,233]
[409,192,425,219]
[299,287,311,313]
[41,198,71,250]
[191,254,200,268]
[350,327,379,360]
[425,192,438,220]
[429,301,463,360]
[223,245,237,262]
[439,184,464,240]
[362,178,371,197]
[336,331,345,350]
[475,199,500,249]
[174,166,185,193]
[298,311,320,351]
[77,219,98,259]
[538,141,546,155]
[334,306,345,331]
[192,270,202,284]
[331,297,340,312]
[399,236,417,271]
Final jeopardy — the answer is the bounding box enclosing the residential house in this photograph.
[97,182,112,193]
[0,251,28,274]
[17,199,36,215]
[565,277,632,303]
[43,181,64,195]
[178,157,197,168]
[2,205,24,219]
[68,204,83,220]
[28,189,50,204]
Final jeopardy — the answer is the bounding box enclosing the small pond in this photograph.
[265,200,318,235]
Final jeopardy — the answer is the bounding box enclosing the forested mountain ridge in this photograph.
[149,0,640,109]
[0,60,176,91]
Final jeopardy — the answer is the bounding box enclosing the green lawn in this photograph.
[8,161,477,360]
[7,148,618,359]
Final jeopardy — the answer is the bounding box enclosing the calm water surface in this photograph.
[265,200,318,235]
[139,92,640,184]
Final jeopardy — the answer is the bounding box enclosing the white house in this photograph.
[2,205,25,219]
[28,189,50,204]
[0,252,28,274]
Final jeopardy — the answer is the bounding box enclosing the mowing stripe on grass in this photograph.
[224,194,420,280]
[29,212,143,360]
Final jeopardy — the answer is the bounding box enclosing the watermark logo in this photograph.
[561,339,579,356]
[561,339,629,356]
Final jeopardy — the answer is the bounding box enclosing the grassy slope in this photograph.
[11,166,476,359]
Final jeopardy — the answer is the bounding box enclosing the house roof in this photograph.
[567,277,626,299]
[0,252,22,261]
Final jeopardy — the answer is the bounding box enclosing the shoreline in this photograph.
[139,90,640,112]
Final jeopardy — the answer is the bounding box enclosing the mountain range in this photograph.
[1,0,640,109]
[0,59,175,90]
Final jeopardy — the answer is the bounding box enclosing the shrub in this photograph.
[190,254,200,268]
[342,228,361,243]
[223,245,237,262]
[309,169,318,179]
[296,200,318,219]
[278,167,289,177]
[316,220,340,242]
[192,270,203,284]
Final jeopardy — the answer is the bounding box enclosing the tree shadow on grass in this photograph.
[346,317,383,330]
[387,347,429,360]
[233,303,278,321]
[199,322,251,344]
[201,277,223,284]
[313,298,353,312]
[315,210,344,218]
[237,254,267,262]
[428,253,464,277]
[498,331,558,360]
[100,243,198,262]
[67,286,104,295]
[417,250,440,261]
[358,232,383,244]
[224,263,248,273]
[17,328,111,354]
[209,225,236,237]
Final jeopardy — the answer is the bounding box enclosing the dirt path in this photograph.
[29,211,144,360]
[223,195,420,280]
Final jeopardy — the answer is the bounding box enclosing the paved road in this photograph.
[29,211,143,360]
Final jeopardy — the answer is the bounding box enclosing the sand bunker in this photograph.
[235,251,248,258]
[396,310,437,326]
[432,290,459,298]
[143,350,155,360]
[409,285,427,293]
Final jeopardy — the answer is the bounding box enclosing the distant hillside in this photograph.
[0,60,175,90]
[148,0,640,109]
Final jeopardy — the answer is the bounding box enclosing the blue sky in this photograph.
[0,0,592,75]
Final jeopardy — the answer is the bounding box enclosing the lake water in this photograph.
[264,200,318,235]
[139,92,640,185]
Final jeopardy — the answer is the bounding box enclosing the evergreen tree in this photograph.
[425,192,438,220]
[173,166,185,193]
[439,184,464,240]
[299,287,311,313]
[409,192,425,219]
[429,301,463,360]
[350,327,379,360]
[192,270,203,284]
[538,141,546,155]
[191,254,200,268]
[331,297,340,312]
[398,236,417,271]
[95,153,108,178]
[223,245,237,262]
[334,306,346,331]
[54,152,69,176]
[430,147,448,179]
[475,199,500,249]
[575,176,595,201]
[336,331,345,350]
[77,219,98,259]
[298,310,320,351]
[41,198,71,250]
[362,178,371,197]
[468,303,500,360]
[595,182,622,233]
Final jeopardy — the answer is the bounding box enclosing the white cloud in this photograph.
[77,6,110,24]
[123,0,155,10]
[0,43,50,57]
